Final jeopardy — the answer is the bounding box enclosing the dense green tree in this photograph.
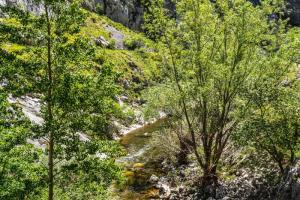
[144,0,298,188]
[236,80,300,174]
[0,92,46,200]
[234,26,300,174]
[1,1,124,199]
[0,14,47,199]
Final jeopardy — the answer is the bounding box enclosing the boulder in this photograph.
[276,160,300,200]
[155,177,171,199]
[94,36,110,47]
[158,183,171,199]
[149,174,159,184]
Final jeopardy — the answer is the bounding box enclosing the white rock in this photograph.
[149,174,159,183]
[8,95,44,125]
[158,183,171,199]
[94,36,110,47]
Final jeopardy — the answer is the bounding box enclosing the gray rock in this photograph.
[158,183,171,199]
[8,95,43,125]
[102,0,299,28]
[0,0,44,15]
[104,25,124,49]
[276,160,300,200]
[104,0,143,30]
[154,177,172,199]
[94,36,110,47]
[221,197,230,200]
[149,174,159,184]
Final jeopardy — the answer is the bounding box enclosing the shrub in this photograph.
[124,35,145,50]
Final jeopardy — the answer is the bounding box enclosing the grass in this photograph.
[1,43,25,53]
[80,12,111,40]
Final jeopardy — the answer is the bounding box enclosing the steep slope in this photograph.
[1,0,299,28]
[1,10,160,99]
[1,9,162,142]
[79,12,161,100]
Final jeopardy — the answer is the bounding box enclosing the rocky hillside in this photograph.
[1,0,299,28]
[0,5,162,141]
[0,8,160,96]
[90,0,300,28]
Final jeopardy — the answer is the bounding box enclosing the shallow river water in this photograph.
[113,117,169,200]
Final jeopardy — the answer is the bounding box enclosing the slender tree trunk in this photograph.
[45,5,54,200]
[166,40,204,169]
[177,136,190,165]
[201,165,218,199]
[48,135,54,200]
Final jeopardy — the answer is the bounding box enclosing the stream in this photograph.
[8,95,168,199]
[114,116,169,200]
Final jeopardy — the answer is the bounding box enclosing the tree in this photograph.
[144,0,297,188]
[0,92,47,200]
[0,11,47,200]
[234,27,300,174]
[237,81,300,174]
[1,1,124,199]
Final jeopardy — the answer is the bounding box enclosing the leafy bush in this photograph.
[124,35,145,50]
[107,39,116,49]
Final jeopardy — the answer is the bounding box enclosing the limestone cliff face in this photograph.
[103,0,144,30]
[0,0,175,30]
[96,0,300,28]
[0,0,44,15]
[0,0,299,28]
[91,0,175,30]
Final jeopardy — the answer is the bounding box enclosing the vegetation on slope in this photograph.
[0,2,161,199]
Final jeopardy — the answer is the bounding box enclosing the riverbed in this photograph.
[113,116,169,200]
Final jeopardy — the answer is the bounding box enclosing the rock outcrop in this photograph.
[103,0,144,30]
[95,0,300,28]
[0,0,44,15]
[0,0,176,30]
